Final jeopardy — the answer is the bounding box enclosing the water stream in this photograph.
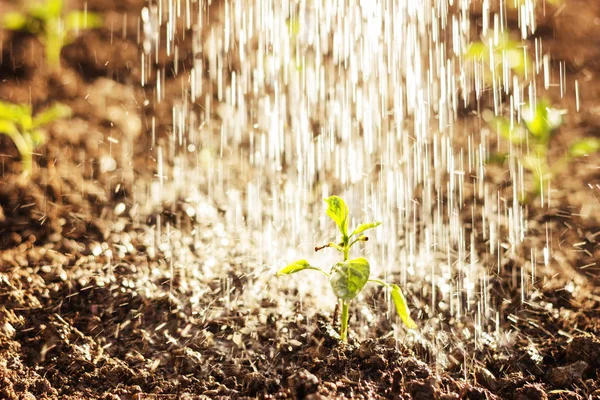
[134,0,565,371]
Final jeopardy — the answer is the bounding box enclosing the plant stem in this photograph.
[7,131,33,177]
[340,300,349,343]
[343,236,349,261]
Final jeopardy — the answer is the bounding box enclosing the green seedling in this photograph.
[485,98,600,201]
[277,196,416,343]
[0,101,72,177]
[507,0,562,9]
[466,33,529,87]
[1,0,102,70]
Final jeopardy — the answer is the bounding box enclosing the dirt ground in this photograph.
[0,0,599,399]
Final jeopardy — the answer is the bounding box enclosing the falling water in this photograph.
[133,0,564,372]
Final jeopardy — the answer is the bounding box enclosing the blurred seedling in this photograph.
[277,196,417,343]
[0,101,72,177]
[506,0,562,9]
[1,0,102,70]
[484,98,600,202]
[465,33,529,90]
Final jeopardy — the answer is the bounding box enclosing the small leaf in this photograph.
[65,11,103,31]
[390,284,417,329]
[523,100,561,143]
[33,103,72,128]
[569,138,600,158]
[46,0,65,18]
[0,101,30,124]
[2,12,28,30]
[465,42,486,59]
[324,196,349,236]
[277,260,311,276]
[329,258,370,301]
[351,221,381,237]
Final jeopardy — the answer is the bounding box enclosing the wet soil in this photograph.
[0,0,600,399]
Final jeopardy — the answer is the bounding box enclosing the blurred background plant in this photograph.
[0,101,72,177]
[484,98,600,202]
[1,0,102,70]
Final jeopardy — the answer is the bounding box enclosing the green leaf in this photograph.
[46,0,64,18]
[33,103,72,128]
[351,221,381,237]
[2,12,28,30]
[569,138,600,158]
[390,284,417,329]
[465,42,486,59]
[277,260,313,276]
[0,101,30,124]
[523,99,562,143]
[329,257,370,301]
[65,11,103,31]
[324,196,349,236]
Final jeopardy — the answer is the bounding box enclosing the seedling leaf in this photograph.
[329,258,370,301]
[0,102,30,123]
[465,42,486,59]
[569,138,600,158]
[277,260,311,275]
[2,12,28,30]
[390,284,417,329]
[46,0,64,17]
[351,221,381,237]
[65,11,103,31]
[276,259,326,276]
[523,100,560,142]
[33,103,72,128]
[324,196,349,236]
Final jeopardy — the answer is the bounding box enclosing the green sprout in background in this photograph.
[277,196,417,343]
[1,0,102,70]
[506,0,562,9]
[0,101,72,177]
[485,98,600,202]
[466,32,529,88]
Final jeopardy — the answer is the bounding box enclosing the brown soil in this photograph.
[0,0,599,399]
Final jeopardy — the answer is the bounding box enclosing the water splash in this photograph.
[133,0,563,372]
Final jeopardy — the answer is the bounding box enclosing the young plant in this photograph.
[0,101,72,177]
[484,98,600,201]
[1,0,102,70]
[466,32,529,89]
[506,0,562,9]
[277,196,416,343]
